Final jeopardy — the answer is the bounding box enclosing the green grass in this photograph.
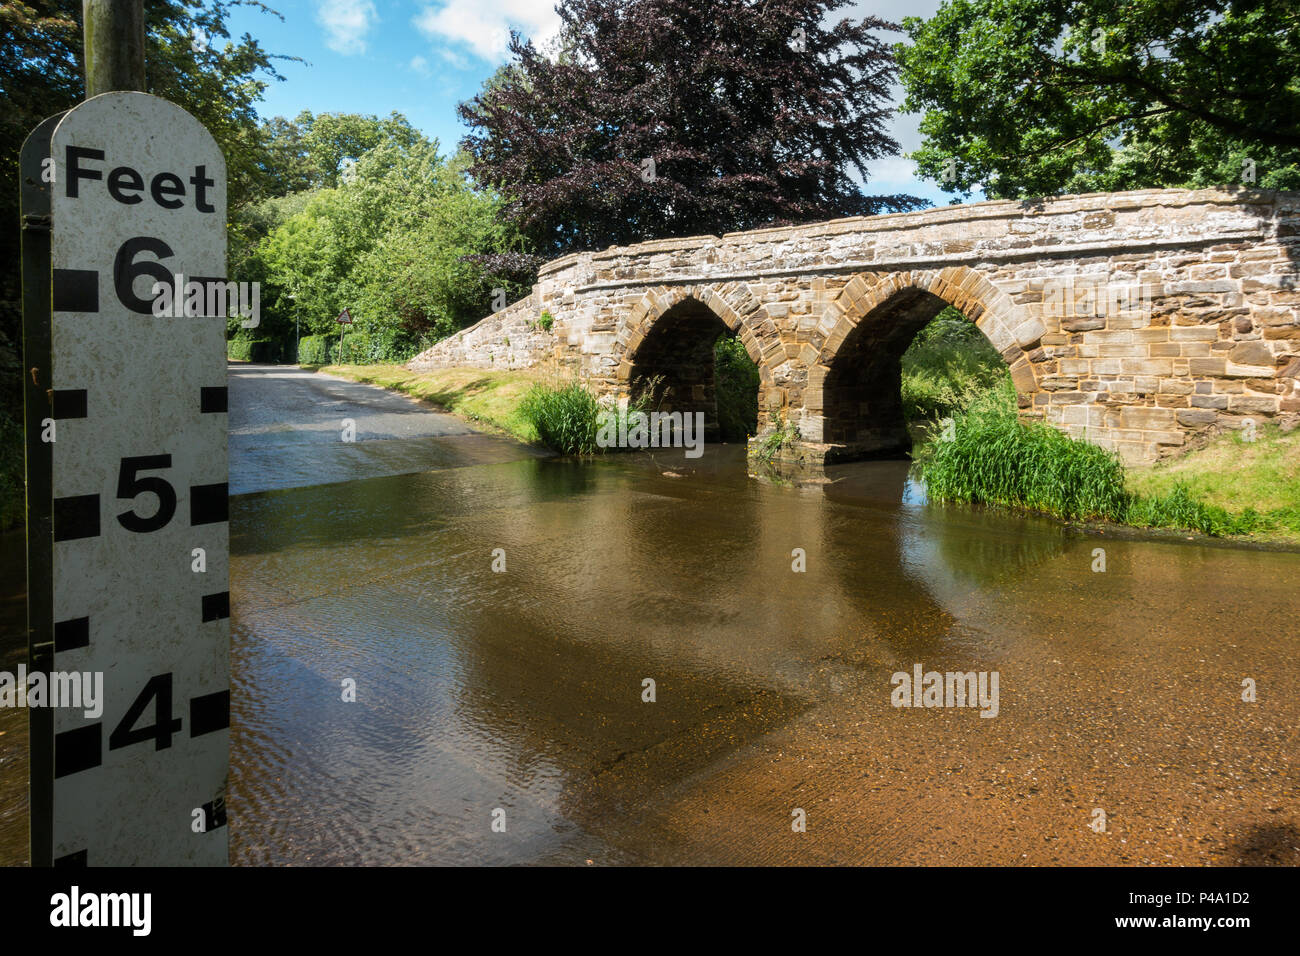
[912,379,1131,521]
[518,381,603,455]
[751,414,801,462]
[1126,423,1300,514]
[911,379,1300,542]
[519,380,661,456]
[321,364,543,443]
[1125,423,1300,540]
[901,308,1010,422]
[714,335,760,442]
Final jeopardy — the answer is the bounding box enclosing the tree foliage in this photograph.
[459,0,925,255]
[897,0,1300,198]
[249,130,530,356]
[0,0,295,379]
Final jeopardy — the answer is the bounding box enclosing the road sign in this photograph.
[337,308,353,325]
[23,92,230,866]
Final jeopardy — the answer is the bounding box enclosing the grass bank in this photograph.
[1125,423,1300,544]
[910,377,1300,547]
[901,310,1300,546]
[318,364,543,444]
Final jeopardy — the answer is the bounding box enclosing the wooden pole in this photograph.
[83,0,146,97]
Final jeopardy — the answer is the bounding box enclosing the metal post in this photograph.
[290,293,299,365]
[83,0,147,97]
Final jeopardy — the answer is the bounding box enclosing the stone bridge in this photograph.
[409,188,1300,464]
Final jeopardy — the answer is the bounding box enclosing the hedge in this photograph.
[227,338,279,362]
[297,335,334,365]
[338,332,372,364]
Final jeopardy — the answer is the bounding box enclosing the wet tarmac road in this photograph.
[228,364,547,494]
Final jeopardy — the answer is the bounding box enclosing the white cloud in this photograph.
[866,156,919,183]
[438,47,471,71]
[317,0,378,55]
[410,55,432,75]
[412,0,562,63]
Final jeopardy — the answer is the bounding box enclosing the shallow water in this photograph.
[3,367,1296,866]
[224,442,1300,865]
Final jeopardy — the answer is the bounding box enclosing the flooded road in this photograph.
[3,365,1297,865]
[223,368,1299,866]
[228,364,548,494]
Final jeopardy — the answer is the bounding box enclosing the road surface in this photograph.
[228,364,545,494]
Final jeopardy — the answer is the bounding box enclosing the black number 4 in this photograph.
[116,455,176,532]
[109,674,183,752]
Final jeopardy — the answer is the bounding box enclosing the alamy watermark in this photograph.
[596,400,705,458]
[891,663,999,718]
[1043,277,1151,320]
[50,886,150,936]
[151,274,260,328]
[0,666,103,719]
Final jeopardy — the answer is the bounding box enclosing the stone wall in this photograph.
[409,187,1300,463]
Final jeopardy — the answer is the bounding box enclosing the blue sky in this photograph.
[226,0,974,207]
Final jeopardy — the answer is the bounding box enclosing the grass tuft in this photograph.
[518,381,603,455]
[912,380,1130,521]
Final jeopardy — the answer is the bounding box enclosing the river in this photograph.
[1,365,1296,865]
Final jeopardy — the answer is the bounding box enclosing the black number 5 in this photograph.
[116,455,176,532]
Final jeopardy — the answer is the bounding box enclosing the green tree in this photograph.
[897,0,1300,198]
[228,112,424,278]
[248,133,529,358]
[295,110,423,187]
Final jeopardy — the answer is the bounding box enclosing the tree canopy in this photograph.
[459,0,926,256]
[897,0,1300,199]
[246,128,530,354]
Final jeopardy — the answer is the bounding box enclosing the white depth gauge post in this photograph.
[22,92,231,866]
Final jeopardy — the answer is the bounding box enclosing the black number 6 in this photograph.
[116,455,177,532]
[114,236,174,314]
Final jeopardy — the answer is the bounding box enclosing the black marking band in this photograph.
[190,690,230,737]
[52,269,98,313]
[200,386,228,413]
[201,591,230,622]
[190,482,228,526]
[53,494,99,541]
[54,617,89,652]
[54,724,101,778]
[51,389,87,419]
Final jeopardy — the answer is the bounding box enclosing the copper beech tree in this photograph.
[459,0,926,260]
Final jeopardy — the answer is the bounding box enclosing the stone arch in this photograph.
[613,284,776,441]
[805,267,1045,456]
[614,284,774,379]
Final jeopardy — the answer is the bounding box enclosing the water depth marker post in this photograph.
[21,0,231,866]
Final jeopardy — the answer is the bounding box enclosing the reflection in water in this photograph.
[223,443,1300,866]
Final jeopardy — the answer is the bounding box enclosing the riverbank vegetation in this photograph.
[715,337,761,443]
[901,308,1008,422]
[518,383,604,456]
[904,316,1300,543]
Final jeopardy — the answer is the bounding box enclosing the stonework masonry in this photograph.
[409,188,1300,464]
